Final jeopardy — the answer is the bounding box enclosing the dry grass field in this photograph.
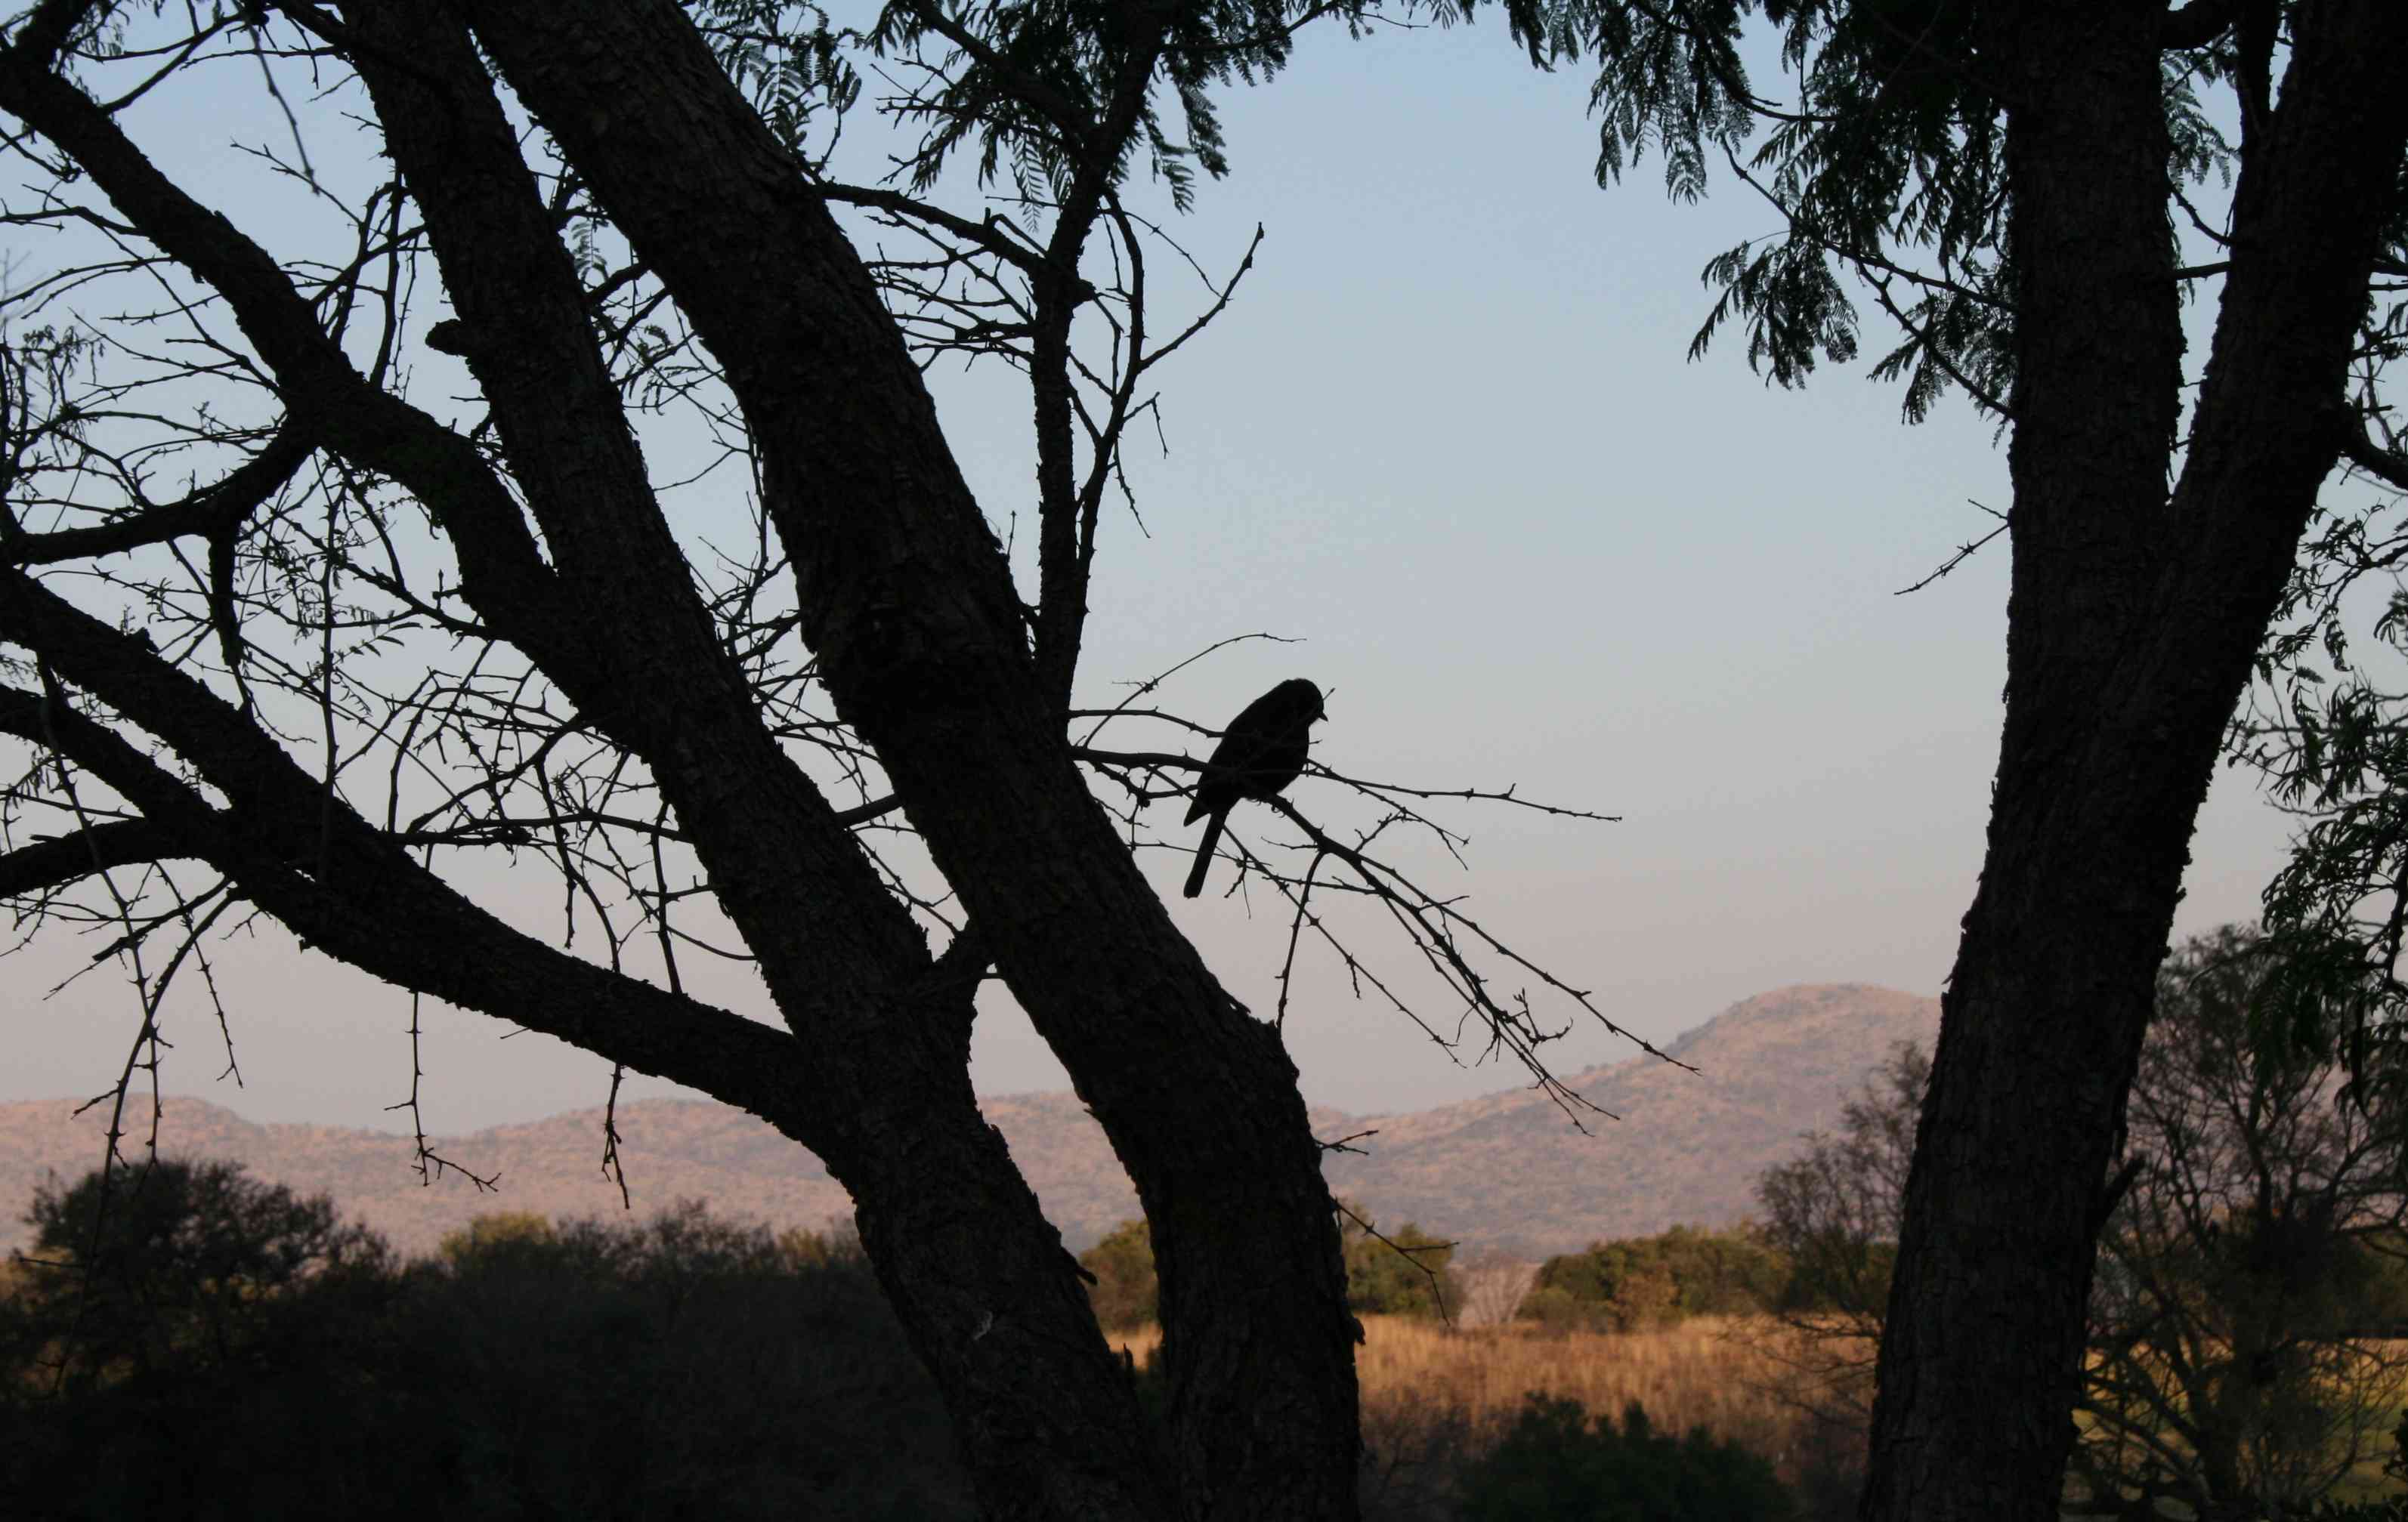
[1114,1315,2408,1518]
[1111,1314,1873,1518]
[1115,1312,1855,1442]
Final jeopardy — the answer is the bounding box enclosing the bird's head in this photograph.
[1272,677,1326,725]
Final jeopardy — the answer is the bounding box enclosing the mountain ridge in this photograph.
[0,983,1938,1259]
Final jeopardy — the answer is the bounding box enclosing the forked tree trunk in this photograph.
[453,6,1365,1515]
[1860,4,2408,1517]
[0,0,1365,1514]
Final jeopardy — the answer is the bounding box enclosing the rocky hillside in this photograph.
[0,984,1937,1259]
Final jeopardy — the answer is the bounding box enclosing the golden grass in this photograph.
[1111,1317,2408,1514]
[1360,1314,1812,1437]
[1111,1314,1856,1482]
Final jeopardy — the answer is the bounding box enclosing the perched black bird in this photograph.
[1183,678,1325,899]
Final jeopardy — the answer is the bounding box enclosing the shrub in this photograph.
[2,1174,975,1521]
[1,1158,387,1395]
[1080,1218,1159,1330]
[434,1209,555,1268]
[1454,1394,1796,1522]
[1079,1206,1457,1328]
[1343,1209,1457,1320]
[1516,1284,1605,1332]
[1529,1225,1794,1332]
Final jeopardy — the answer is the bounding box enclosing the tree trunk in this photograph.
[0,0,1365,1514]
[1860,4,2408,1517]
[451,4,1366,1517]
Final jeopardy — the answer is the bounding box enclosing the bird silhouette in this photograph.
[1183,678,1325,898]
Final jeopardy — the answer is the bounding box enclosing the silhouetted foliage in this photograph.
[1452,1394,1795,1522]
[1739,1038,1917,1502]
[0,1159,388,1397]
[0,1169,972,1520]
[2077,930,2408,1518]
[2317,1499,2408,1522]
[1756,1044,1921,1325]
[1751,931,2408,1518]
[2318,1415,2408,1521]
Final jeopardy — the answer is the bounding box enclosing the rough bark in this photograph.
[1860,4,2408,1517]
[454,6,1362,1517]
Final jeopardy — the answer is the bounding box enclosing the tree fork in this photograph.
[1862,3,2408,1516]
[453,2,1362,1515]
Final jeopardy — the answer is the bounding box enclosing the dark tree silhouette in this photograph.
[2,1159,385,1395]
[1501,2,2408,1513]
[0,5,1639,1517]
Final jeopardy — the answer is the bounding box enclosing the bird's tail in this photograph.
[1183,810,1227,898]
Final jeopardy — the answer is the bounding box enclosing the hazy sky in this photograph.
[3,13,2297,1136]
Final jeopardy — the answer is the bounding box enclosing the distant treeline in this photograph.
[1522,1223,1821,1331]
[1080,1203,1457,1330]
[1080,1213,1851,1333]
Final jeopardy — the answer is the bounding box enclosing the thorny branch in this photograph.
[0,2,1661,1259]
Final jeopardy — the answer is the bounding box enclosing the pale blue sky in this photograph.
[2,12,2295,1133]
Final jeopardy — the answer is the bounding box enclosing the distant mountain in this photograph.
[0,984,1937,1260]
[1323,983,1940,1253]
